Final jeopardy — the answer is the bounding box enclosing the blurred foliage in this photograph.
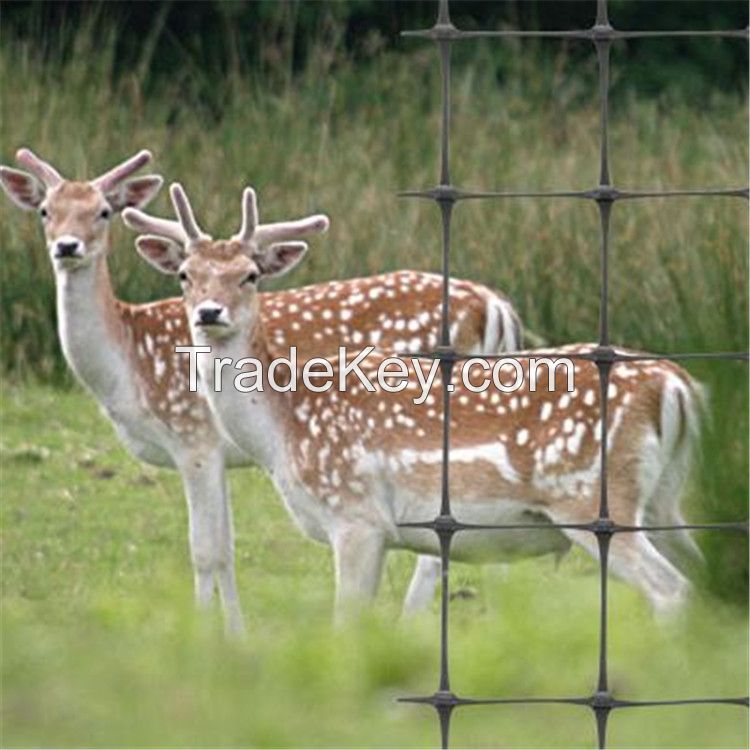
[2,0,748,108]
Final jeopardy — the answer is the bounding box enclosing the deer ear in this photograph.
[254,241,308,279]
[135,235,185,275]
[0,166,45,210]
[105,175,163,212]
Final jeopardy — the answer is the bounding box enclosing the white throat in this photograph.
[55,257,132,404]
[194,328,286,471]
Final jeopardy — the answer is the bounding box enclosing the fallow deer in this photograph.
[131,183,705,618]
[1,150,523,630]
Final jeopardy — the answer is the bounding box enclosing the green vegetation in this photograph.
[1,12,747,749]
[1,26,747,374]
[1,386,748,748]
[4,1,747,99]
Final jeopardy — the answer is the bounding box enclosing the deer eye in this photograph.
[242,271,259,286]
[99,208,111,220]
[178,271,189,283]
[39,207,48,219]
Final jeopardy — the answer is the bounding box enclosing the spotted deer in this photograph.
[1,149,523,631]
[130,183,705,619]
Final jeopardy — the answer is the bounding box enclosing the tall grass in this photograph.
[1,29,746,372]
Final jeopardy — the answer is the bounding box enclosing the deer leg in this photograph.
[178,450,245,634]
[402,555,441,615]
[561,526,690,615]
[610,533,691,615]
[214,472,246,635]
[330,523,386,624]
[638,446,704,576]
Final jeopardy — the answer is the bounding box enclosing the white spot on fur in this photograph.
[398,443,520,484]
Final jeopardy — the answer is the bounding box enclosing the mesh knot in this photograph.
[434,514,459,535]
[590,691,616,709]
[590,23,616,42]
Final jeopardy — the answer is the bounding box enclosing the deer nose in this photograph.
[197,306,223,325]
[55,239,81,258]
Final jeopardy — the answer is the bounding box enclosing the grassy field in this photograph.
[1,385,748,748]
[1,19,748,750]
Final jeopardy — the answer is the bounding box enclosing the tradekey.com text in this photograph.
[176,346,576,405]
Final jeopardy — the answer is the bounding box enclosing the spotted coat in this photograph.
[120,269,521,446]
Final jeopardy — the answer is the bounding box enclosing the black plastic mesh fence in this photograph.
[395,1,750,747]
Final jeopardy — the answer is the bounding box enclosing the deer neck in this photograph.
[195,318,291,470]
[55,254,134,403]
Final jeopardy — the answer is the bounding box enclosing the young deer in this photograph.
[133,183,704,617]
[1,150,523,630]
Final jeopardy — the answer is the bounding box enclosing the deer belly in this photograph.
[395,495,570,563]
[449,522,570,563]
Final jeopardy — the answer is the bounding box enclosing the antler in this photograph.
[232,184,330,247]
[122,182,209,246]
[255,214,330,245]
[92,149,152,192]
[170,183,208,242]
[234,187,259,243]
[124,183,328,251]
[15,148,63,188]
[122,208,187,244]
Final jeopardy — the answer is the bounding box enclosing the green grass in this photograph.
[0,22,748,749]
[1,385,748,748]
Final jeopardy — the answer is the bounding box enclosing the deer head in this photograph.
[123,184,329,339]
[0,148,162,270]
